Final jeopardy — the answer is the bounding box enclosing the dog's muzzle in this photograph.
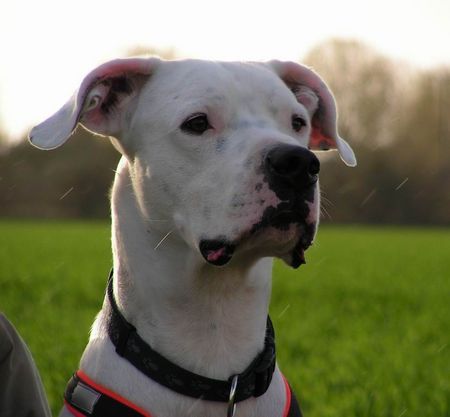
[200,145,320,268]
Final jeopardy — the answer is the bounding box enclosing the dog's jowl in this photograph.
[30,58,356,417]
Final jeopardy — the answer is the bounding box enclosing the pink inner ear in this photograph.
[74,58,159,136]
[82,107,105,128]
[29,57,159,150]
[76,58,156,117]
[292,86,319,115]
[310,126,336,151]
[270,60,340,151]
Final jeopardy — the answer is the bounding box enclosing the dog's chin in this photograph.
[199,220,316,269]
[278,236,311,269]
[244,221,316,269]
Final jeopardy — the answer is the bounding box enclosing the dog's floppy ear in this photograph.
[269,60,356,167]
[29,58,159,150]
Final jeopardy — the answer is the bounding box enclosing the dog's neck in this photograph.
[108,158,272,380]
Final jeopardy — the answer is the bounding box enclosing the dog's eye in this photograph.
[181,113,212,135]
[292,115,307,132]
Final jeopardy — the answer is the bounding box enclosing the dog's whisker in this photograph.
[154,230,173,250]
[320,195,334,208]
[319,190,334,206]
[320,205,332,220]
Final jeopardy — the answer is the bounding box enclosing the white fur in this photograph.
[29,58,355,417]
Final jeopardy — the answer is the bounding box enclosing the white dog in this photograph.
[30,57,356,417]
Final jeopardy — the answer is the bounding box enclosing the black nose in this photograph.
[265,145,320,189]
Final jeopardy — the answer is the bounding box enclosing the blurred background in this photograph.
[0,0,449,225]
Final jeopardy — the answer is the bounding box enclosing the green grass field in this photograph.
[1,220,449,416]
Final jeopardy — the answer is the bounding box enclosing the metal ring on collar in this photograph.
[227,375,239,417]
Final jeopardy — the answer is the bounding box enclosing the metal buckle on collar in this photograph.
[227,375,239,417]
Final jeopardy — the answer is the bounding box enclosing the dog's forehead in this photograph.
[149,59,294,106]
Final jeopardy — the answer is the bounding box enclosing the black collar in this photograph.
[105,270,276,402]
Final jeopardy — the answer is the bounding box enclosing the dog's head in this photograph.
[29,58,356,268]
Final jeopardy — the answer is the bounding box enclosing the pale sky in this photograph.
[1,0,449,140]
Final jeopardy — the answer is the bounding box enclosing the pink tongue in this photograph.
[206,247,227,262]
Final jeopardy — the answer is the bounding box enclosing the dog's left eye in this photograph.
[181,113,212,135]
[292,115,307,132]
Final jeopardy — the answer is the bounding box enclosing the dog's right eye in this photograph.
[181,113,212,135]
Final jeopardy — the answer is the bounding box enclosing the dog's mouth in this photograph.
[199,239,236,267]
[199,204,316,268]
[199,230,312,269]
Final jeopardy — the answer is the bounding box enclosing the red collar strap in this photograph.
[64,370,302,417]
[282,375,303,417]
[64,370,152,417]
